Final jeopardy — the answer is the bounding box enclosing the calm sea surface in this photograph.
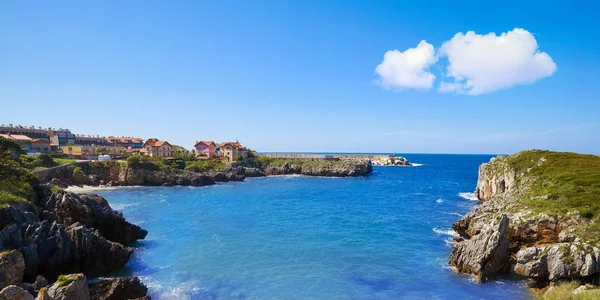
[97,154,530,299]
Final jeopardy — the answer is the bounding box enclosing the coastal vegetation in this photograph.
[0,138,38,208]
[185,159,226,172]
[538,281,600,300]
[500,150,600,219]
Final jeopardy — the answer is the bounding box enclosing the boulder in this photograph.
[0,250,25,289]
[0,207,132,282]
[89,277,148,300]
[40,191,147,245]
[0,285,34,300]
[46,274,89,300]
[243,167,265,177]
[514,243,600,281]
[66,224,133,277]
[449,214,511,283]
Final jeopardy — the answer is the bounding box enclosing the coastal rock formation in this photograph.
[46,273,89,300]
[262,159,372,177]
[89,277,148,300]
[38,190,147,245]
[514,243,600,281]
[0,250,25,290]
[0,285,34,300]
[0,207,131,282]
[451,150,600,286]
[474,156,518,201]
[449,214,511,282]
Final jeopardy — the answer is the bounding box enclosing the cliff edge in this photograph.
[450,150,600,286]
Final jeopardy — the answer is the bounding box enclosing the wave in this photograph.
[411,163,423,167]
[441,212,463,217]
[432,227,459,237]
[436,199,444,203]
[458,192,479,201]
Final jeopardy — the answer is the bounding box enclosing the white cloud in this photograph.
[374,40,437,91]
[438,28,557,95]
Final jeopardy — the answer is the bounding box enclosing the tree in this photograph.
[66,142,76,146]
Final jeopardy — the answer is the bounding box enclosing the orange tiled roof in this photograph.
[194,140,216,147]
[219,141,246,150]
[31,139,51,144]
[0,134,32,141]
[144,139,170,148]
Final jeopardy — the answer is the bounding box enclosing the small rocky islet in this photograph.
[0,146,372,299]
[449,150,600,297]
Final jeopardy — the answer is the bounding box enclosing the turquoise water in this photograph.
[98,154,530,299]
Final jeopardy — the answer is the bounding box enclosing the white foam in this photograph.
[441,212,463,217]
[411,163,423,167]
[436,199,444,203]
[432,227,459,237]
[458,192,479,201]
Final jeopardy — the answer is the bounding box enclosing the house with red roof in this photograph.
[31,139,52,153]
[143,138,172,157]
[219,141,248,162]
[194,141,217,158]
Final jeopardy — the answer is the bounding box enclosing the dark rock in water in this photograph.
[66,223,133,277]
[46,273,89,300]
[0,285,34,300]
[449,214,511,283]
[244,167,265,177]
[89,277,148,300]
[0,249,25,290]
[39,190,147,245]
[0,207,131,282]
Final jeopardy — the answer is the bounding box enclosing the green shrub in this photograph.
[0,150,39,208]
[126,155,169,171]
[236,155,244,161]
[36,154,56,168]
[185,160,226,173]
[0,136,22,159]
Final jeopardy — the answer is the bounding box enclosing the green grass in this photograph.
[53,158,77,165]
[489,150,600,219]
[185,159,226,172]
[485,150,600,243]
[538,281,600,300]
[56,275,77,287]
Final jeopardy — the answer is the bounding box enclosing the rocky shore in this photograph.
[0,188,150,299]
[36,158,373,188]
[449,150,600,292]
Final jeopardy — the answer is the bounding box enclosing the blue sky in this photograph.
[1,1,599,154]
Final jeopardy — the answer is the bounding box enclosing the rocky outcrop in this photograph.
[89,277,148,300]
[449,215,511,282]
[0,250,25,290]
[0,207,131,282]
[38,190,147,245]
[515,243,600,281]
[263,160,372,177]
[474,156,519,202]
[451,151,600,287]
[0,285,34,300]
[46,273,89,300]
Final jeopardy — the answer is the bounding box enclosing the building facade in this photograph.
[194,141,217,158]
[143,138,172,157]
[31,139,52,153]
[219,141,248,162]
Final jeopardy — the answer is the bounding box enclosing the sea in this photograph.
[90,154,530,299]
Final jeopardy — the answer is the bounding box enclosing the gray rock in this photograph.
[514,243,600,281]
[0,285,34,300]
[449,214,511,282]
[0,250,25,290]
[89,277,148,300]
[46,274,89,300]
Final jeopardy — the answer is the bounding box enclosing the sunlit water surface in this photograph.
[95,154,529,299]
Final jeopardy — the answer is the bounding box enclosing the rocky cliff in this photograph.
[37,158,373,188]
[450,150,600,287]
